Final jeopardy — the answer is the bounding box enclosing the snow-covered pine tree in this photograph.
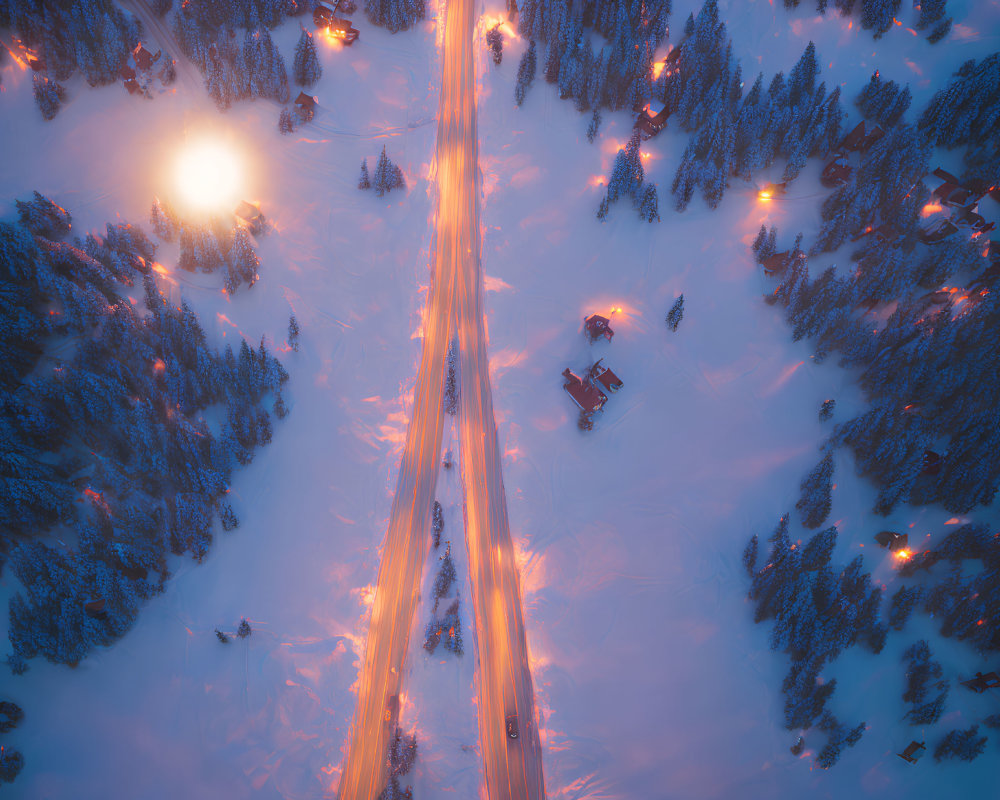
[358,158,371,190]
[486,24,503,65]
[796,452,834,529]
[933,726,987,762]
[227,226,260,290]
[293,28,322,87]
[33,74,66,120]
[638,183,660,222]
[432,500,444,547]
[666,295,684,331]
[586,107,602,142]
[288,314,300,351]
[237,618,252,638]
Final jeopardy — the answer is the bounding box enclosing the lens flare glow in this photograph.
[174,140,242,214]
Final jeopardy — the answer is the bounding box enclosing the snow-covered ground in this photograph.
[2,1,1000,798]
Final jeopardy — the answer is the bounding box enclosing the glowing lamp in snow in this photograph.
[174,140,243,215]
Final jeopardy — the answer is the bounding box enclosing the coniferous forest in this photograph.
[1,193,288,672]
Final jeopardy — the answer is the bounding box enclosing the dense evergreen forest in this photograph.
[1,193,289,672]
[735,18,1000,769]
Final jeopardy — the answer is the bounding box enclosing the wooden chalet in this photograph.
[919,218,959,245]
[839,120,884,154]
[635,101,670,140]
[123,77,143,96]
[954,206,995,234]
[133,43,160,71]
[960,671,1000,693]
[588,359,623,394]
[759,182,788,200]
[295,92,318,119]
[234,200,265,234]
[933,167,962,185]
[762,250,793,276]
[562,368,607,414]
[120,62,136,81]
[874,530,908,551]
[314,3,359,43]
[897,741,926,764]
[584,314,614,343]
[821,156,852,187]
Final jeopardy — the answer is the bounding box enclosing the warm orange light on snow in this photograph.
[893,548,912,562]
[652,60,666,79]
[921,202,944,217]
[759,189,773,201]
[173,138,243,215]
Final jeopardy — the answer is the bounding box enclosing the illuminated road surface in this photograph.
[339,0,543,797]
[446,2,546,799]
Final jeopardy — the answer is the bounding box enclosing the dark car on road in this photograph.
[505,713,519,740]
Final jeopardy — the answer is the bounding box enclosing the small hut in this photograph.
[295,92,318,121]
[234,201,266,235]
[562,368,607,414]
[584,314,614,343]
[897,741,926,764]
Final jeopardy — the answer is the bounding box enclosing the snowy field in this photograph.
[2,0,1000,799]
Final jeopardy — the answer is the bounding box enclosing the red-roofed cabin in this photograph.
[562,368,607,414]
[584,314,614,343]
[635,102,670,140]
[123,77,143,96]
[762,250,792,276]
[874,530,908,551]
[840,120,884,153]
[919,218,959,245]
[588,359,623,394]
[897,741,926,764]
[26,53,44,72]
[961,672,1000,693]
[933,167,962,185]
[120,62,136,81]
[821,157,852,187]
[295,92,318,121]
[133,44,160,71]
[954,206,993,233]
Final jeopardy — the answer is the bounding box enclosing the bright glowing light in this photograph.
[759,189,773,201]
[921,202,944,217]
[174,139,243,214]
[893,548,912,561]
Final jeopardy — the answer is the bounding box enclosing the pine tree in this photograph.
[227,226,260,291]
[33,74,66,121]
[486,24,503,65]
[279,108,295,134]
[444,338,458,414]
[638,183,660,222]
[666,295,684,331]
[219,501,239,531]
[743,533,758,576]
[150,196,175,241]
[432,500,444,547]
[288,314,300,351]
[514,40,537,106]
[888,585,922,630]
[819,399,835,421]
[586,107,602,142]
[358,158,371,190]
[237,618,252,638]
[293,29,322,87]
[796,452,834,529]
[433,543,457,599]
[934,726,987,762]
[596,195,609,221]
[215,628,230,643]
